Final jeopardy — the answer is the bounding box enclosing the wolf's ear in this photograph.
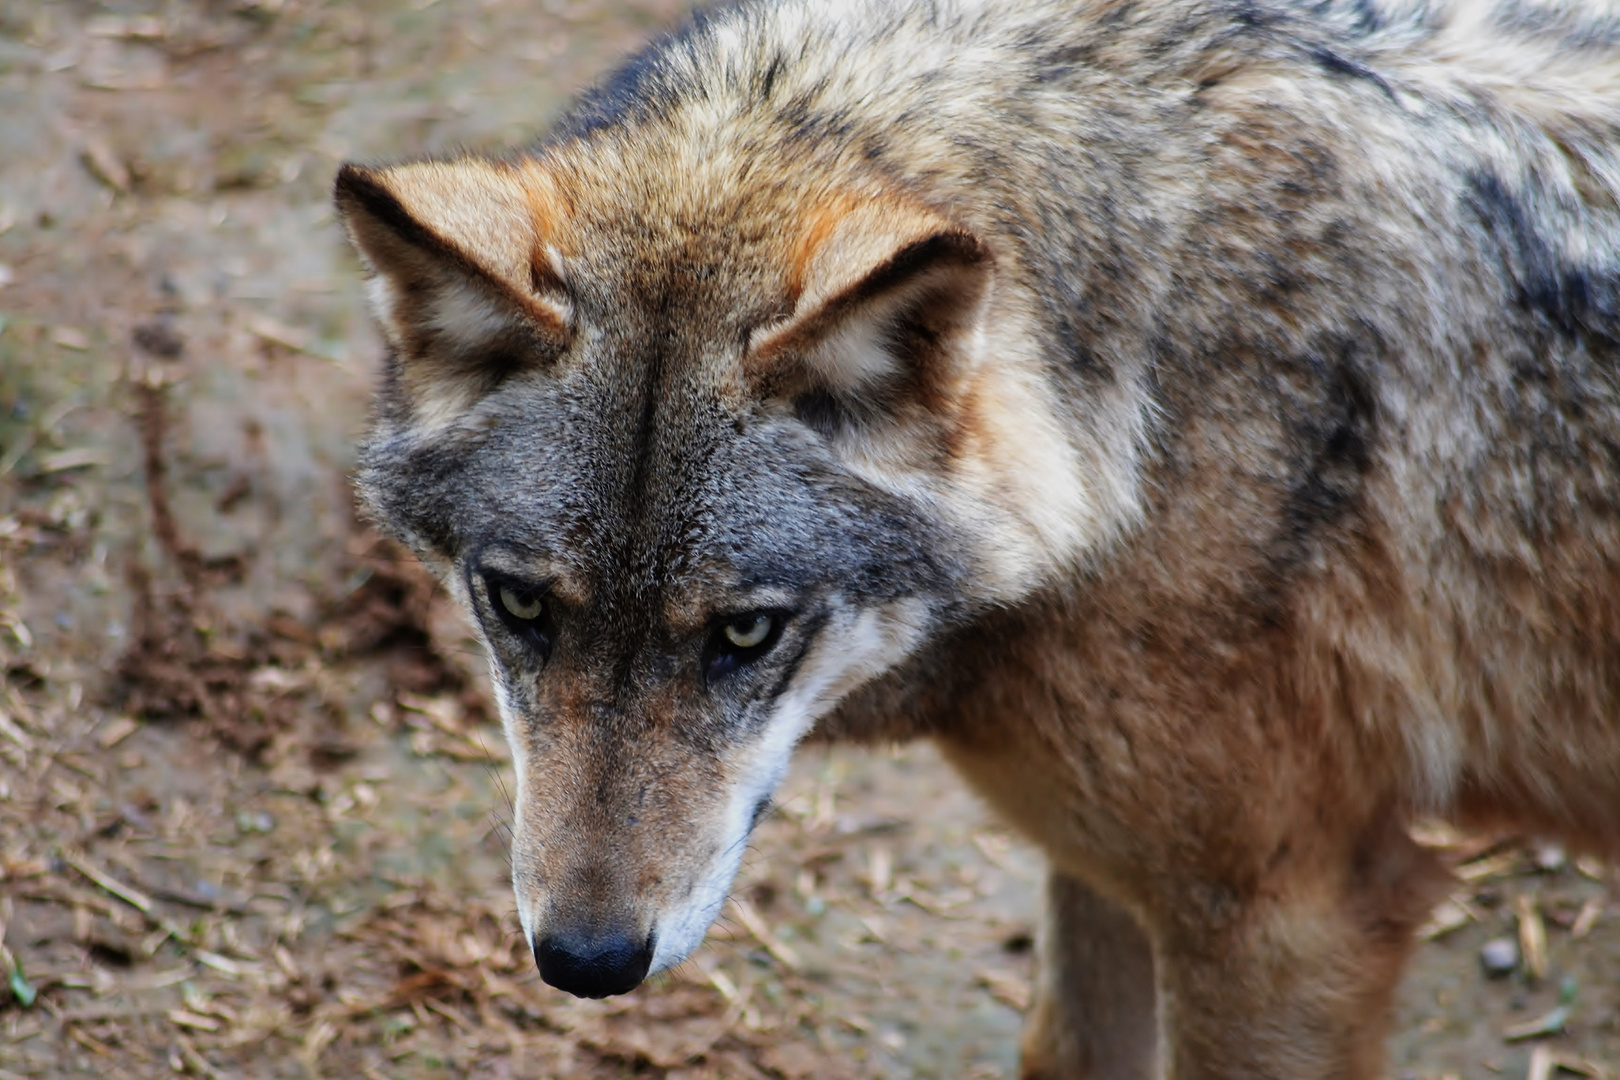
[334,160,571,422]
[747,199,992,437]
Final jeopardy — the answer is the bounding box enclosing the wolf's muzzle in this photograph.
[534,928,654,998]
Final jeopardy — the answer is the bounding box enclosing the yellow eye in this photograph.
[500,584,543,621]
[723,614,772,649]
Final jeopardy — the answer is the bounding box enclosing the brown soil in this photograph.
[1,3,1617,1078]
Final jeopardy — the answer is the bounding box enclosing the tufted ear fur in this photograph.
[334,160,572,425]
[747,197,993,442]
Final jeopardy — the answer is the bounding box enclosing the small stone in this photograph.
[51,326,91,350]
[236,810,275,834]
[80,137,130,192]
[132,319,185,359]
[1533,842,1567,872]
[1480,936,1520,978]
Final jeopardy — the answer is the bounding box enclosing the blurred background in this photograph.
[0,2,1615,1077]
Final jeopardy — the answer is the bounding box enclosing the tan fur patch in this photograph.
[750,193,963,367]
[336,160,574,427]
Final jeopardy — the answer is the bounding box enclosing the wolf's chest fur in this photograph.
[336,0,1620,1074]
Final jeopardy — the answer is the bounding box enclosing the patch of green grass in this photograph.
[8,958,36,1008]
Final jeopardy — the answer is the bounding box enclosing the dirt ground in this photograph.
[2,3,1619,1078]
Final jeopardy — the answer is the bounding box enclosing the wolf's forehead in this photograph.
[552,163,798,315]
[566,246,786,335]
[480,370,801,583]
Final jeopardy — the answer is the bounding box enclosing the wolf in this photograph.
[333,0,1620,1075]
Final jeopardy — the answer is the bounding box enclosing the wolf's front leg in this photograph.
[1019,870,1159,1080]
[1152,912,1406,1080]
[1151,821,1445,1080]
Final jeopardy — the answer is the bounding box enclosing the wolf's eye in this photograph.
[482,574,553,660]
[704,612,784,685]
[500,584,543,621]
[723,614,772,649]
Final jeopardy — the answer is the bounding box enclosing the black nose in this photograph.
[534,929,654,998]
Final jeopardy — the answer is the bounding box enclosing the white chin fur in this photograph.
[649,597,929,973]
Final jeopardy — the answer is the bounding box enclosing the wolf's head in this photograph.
[334,136,1104,996]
